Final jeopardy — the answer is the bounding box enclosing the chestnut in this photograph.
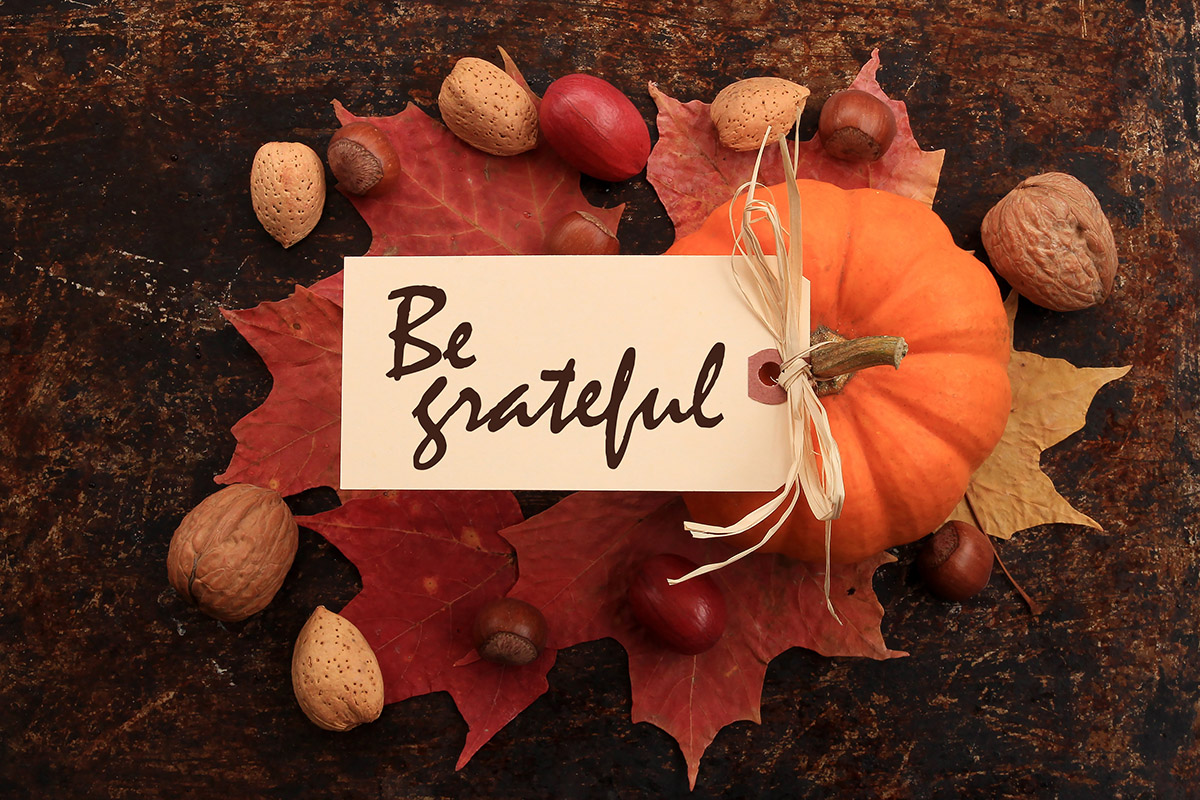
[472,597,548,666]
[544,210,620,255]
[917,521,995,601]
[818,89,898,163]
[327,121,401,196]
[627,553,727,655]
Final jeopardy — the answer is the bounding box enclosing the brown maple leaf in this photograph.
[646,49,945,240]
[949,293,1132,538]
[500,491,904,789]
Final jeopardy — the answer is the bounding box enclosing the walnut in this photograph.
[981,172,1118,311]
[167,484,298,621]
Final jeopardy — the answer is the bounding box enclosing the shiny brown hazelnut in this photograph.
[917,521,995,601]
[472,597,548,666]
[627,554,727,655]
[544,210,620,255]
[818,89,898,163]
[327,121,401,196]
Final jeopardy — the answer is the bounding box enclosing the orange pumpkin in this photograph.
[669,179,1011,563]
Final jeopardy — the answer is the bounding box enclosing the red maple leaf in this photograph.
[296,491,554,767]
[220,50,623,496]
[331,95,623,256]
[216,285,342,496]
[646,49,945,241]
[499,492,905,789]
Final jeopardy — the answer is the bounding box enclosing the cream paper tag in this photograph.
[340,255,808,491]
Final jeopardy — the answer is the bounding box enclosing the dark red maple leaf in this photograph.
[216,285,342,496]
[646,49,945,241]
[221,51,624,496]
[499,492,905,789]
[296,491,554,767]
[330,93,623,256]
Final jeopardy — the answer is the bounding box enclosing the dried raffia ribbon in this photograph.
[670,130,846,619]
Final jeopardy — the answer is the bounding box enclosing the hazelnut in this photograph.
[818,89,897,162]
[627,554,727,655]
[472,597,548,666]
[327,121,401,196]
[981,172,1118,311]
[544,210,620,255]
[917,521,994,601]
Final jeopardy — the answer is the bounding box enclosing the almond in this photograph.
[438,56,538,156]
[710,77,811,151]
[249,141,326,248]
[291,606,385,732]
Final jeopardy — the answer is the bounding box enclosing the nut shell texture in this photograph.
[438,57,538,156]
[710,77,811,151]
[327,121,400,196]
[292,606,384,731]
[249,142,326,248]
[917,521,994,601]
[981,172,1118,311]
[540,73,651,181]
[166,484,298,622]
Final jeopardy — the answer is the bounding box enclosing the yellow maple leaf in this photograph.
[948,293,1131,539]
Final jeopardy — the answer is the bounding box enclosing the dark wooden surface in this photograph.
[1,1,1196,797]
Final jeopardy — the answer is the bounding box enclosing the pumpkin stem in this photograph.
[809,327,908,395]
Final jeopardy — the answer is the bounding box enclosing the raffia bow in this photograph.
[671,133,846,618]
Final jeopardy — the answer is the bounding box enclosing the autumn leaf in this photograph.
[500,492,904,789]
[295,491,554,768]
[949,293,1131,538]
[216,285,342,496]
[433,648,555,769]
[331,94,623,257]
[497,45,541,110]
[221,51,625,495]
[646,49,945,240]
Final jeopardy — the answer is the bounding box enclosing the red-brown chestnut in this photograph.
[472,597,548,666]
[545,210,620,255]
[540,74,651,182]
[327,121,401,196]
[917,521,995,601]
[818,89,898,163]
[627,553,727,655]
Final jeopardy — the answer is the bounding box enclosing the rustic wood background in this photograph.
[2,0,1196,797]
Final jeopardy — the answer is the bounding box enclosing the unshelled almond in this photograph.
[249,142,326,248]
[292,606,385,731]
[710,77,811,151]
[438,57,539,156]
[166,484,298,622]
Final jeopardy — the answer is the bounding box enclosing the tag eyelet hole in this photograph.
[757,361,781,387]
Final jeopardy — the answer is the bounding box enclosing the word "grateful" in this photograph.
[387,285,726,471]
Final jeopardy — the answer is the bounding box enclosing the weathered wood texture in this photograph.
[1,0,1196,797]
